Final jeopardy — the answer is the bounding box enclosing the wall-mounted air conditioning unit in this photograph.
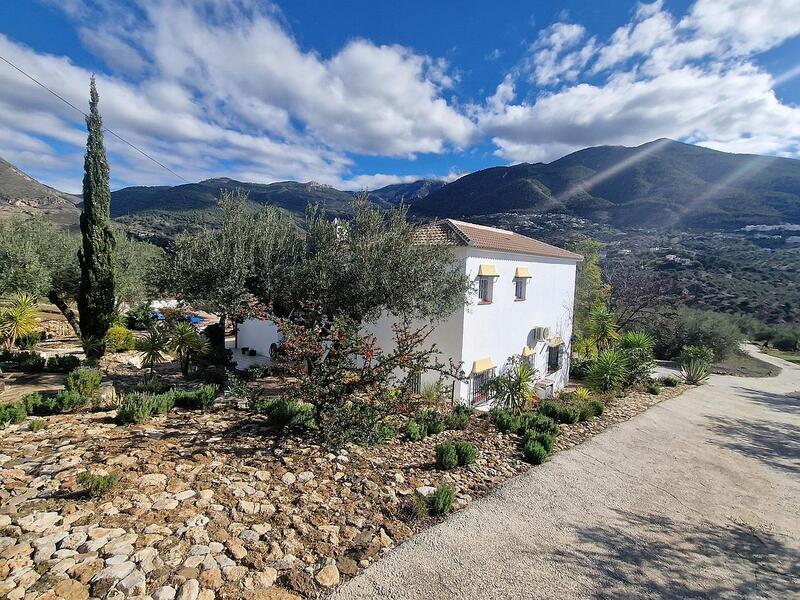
[531,327,550,342]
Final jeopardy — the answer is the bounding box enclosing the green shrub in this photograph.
[538,401,580,424]
[681,360,710,385]
[647,384,661,395]
[254,397,315,430]
[17,352,46,373]
[622,347,655,386]
[522,440,549,464]
[435,442,459,470]
[131,378,170,394]
[587,399,604,417]
[173,385,218,411]
[16,331,42,350]
[76,471,118,498]
[28,418,47,432]
[518,411,561,436]
[660,375,680,387]
[418,408,444,435]
[55,389,88,412]
[569,356,591,380]
[115,391,175,424]
[0,402,27,424]
[577,402,593,422]
[453,440,477,466]
[491,408,521,433]
[650,307,742,361]
[427,485,456,516]
[126,302,156,330]
[772,331,798,352]
[676,345,714,367]
[403,419,425,441]
[587,349,629,392]
[46,354,81,373]
[444,405,471,430]
[65,367,102,402]
[104,326,136,353]
[22,392,58,416]
[522,430,555,453]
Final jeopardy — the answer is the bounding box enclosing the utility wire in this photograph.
[0,54,187,182]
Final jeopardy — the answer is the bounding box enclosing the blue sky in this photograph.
[1,0,799,193]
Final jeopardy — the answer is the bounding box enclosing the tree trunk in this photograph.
[218,313,227,351]
[48,291,81,338]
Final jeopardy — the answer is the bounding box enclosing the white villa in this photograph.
[236,219,582,406]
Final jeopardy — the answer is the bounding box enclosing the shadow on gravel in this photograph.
[734,386,800,415]
[705,415,800,475]
[553,509,799,599]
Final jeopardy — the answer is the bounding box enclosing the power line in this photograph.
[0,54,187,183]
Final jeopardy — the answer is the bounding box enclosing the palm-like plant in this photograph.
[169,321,209,377]
[587,306,619,351]
[483,360,538,414]
[586,349,629,392]
[0,293,38,350]
[617,331,654,352]
[138,326,168,381]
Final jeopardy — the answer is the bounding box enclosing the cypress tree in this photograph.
[78,76,116,359]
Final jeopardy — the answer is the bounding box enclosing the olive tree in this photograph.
[0,217,159,338]
[153,189,300,347]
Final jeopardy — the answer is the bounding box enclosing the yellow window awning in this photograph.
[472,357,496,374]
[477,264,499,277]
[521,345,534,357]
[515,266,532,279]
[548,336,564,347]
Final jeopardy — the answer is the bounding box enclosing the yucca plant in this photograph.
[681,359,710,385]
[0,293,38,350]
[586,306,619,351]
[586,349,629,392]
[168,321,210,377]
[483,360,538,414]
[138,326,168,381]
[617,331,654,352]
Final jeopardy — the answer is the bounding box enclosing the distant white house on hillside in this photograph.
[236,219,582,405]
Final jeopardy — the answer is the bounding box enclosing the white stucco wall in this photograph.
[363,305,466,399]
[459,248,577,400]
[236,246,578,404]
[236,318,281,357]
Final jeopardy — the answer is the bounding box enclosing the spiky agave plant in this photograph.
[680,359,710,385]
[573,387,591,402]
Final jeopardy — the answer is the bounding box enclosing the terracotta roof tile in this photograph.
[415,219,582,261]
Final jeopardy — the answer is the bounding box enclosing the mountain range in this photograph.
[413,139,800,229]
[0,157,80,225]
[2,139,800,231]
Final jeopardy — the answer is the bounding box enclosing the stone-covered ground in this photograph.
[0,385,684,600]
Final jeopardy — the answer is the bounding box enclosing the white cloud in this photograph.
[481,0,800,163]
[1,0,474,191]
[682,0,800,56]
[527,22,596,86]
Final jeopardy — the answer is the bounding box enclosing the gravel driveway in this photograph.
[334,347,800,599]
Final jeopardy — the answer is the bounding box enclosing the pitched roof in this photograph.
[415,219,583,261]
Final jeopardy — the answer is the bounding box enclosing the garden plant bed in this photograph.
[0,384,685,600]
